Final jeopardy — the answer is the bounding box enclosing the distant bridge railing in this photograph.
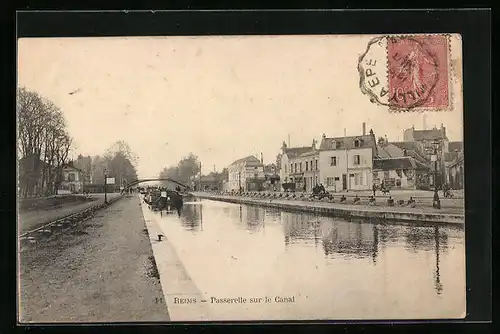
[123,178,190,190]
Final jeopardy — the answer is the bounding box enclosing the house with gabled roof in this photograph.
[372,156,430,190]
[279,141,316,191]
[318,123,378,192]
[58,161,84,194]
[228,155,265,191]
[399,124,463,188]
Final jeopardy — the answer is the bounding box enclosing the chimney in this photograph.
[385,134,388,143]
[362,123,366,136]
[322,133,326,139]
[260,152,263,164]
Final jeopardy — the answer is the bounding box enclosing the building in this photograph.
[199,173,223,191]
[372,156,431,189]
[228,155,265,191]
[279,142,314,189]
[279,140,319,192]
[398,124,462,188]
[445,151,464,189]
[263,164,280,191]
[59,163,84,194]
[318,124,378,192]
[403,124,449,159]
[378,141,429,164]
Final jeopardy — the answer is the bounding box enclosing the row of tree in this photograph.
[158,153,201,188]
[17,87,139,197]
[17,87,73,197]
[74,141,139,188]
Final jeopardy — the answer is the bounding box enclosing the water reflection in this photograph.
[278,210,456,296]
[404,225,448,253]
[174,200,462,297]
[321,220,376,259]
[282,212,318,246]
[179,203,202,231]
[434,226,443,295]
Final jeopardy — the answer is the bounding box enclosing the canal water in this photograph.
[151,197,465,321]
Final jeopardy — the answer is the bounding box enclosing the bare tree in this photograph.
[17,87,74,197]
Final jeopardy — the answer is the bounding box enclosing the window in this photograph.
[330,157,337,166]
[315,159,318,170]
[327,177,336,186]
[68,173,75,181]
[384,171,390,179]
[336,141,342,149]
[294,163,297,173]
[354,140,360,148]
[353,155,360,165]
[331,140,336,149]
[305,162,309,171]
[300,163,303,172]
[334,176,340,181]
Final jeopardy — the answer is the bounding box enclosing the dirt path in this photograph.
[18,195,169,323]
[18,193,121,234]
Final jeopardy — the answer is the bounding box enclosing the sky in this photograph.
[17,35,463,178]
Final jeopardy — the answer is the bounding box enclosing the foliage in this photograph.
[158,153,201,187]
[90,141,139,186]
[17,87,73,197]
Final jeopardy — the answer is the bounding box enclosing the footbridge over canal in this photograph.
[123,178,191,192]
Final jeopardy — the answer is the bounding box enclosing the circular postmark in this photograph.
[358,35,449,111]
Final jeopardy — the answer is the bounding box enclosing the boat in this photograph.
[145,189,184,211]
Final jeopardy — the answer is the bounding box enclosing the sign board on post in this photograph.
[106,177,115,184]
[161,191,167,198]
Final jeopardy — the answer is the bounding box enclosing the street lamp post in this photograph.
[104,168,108,204]
[432,146,441,209]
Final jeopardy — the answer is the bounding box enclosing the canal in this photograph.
[148,196,465,321]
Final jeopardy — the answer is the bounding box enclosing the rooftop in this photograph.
[379,142,429,163]
[230,155,262,166]
[411,128,447,141]
[284,146,313,158]
[373,157,430,171]
[319,134,377,151]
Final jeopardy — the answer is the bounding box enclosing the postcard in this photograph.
[17,34,465,322]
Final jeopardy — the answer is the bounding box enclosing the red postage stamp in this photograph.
[358,34,451,111]
[387,35,449,109]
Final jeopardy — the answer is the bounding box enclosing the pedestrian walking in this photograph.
[372,183,377,197]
